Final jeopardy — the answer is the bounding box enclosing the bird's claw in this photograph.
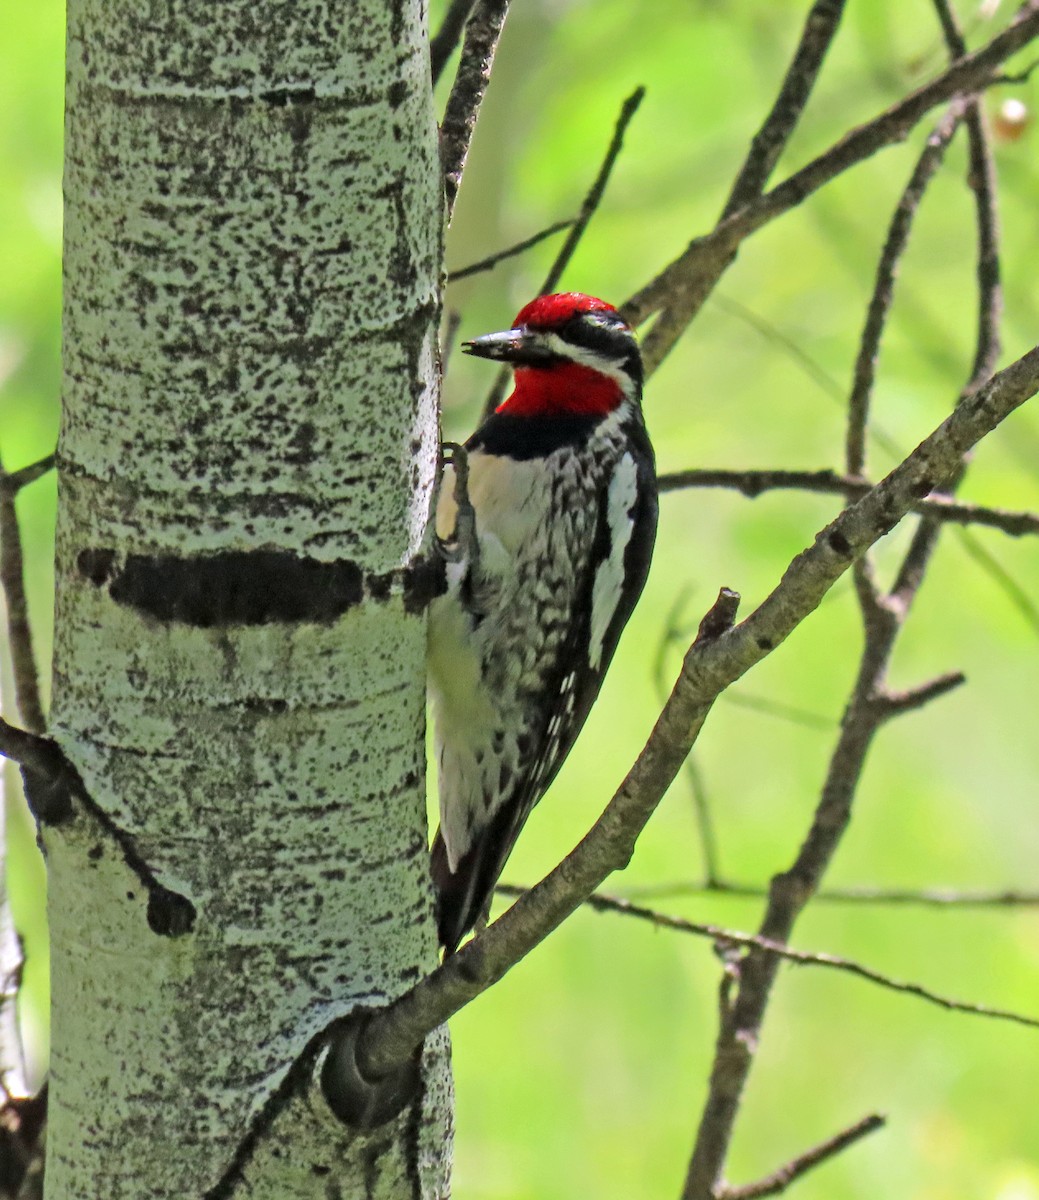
[436,442,479,571]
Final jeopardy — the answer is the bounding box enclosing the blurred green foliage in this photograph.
[0,0,63,1082]
[4,0,1039,1196]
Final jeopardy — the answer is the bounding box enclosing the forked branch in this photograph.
[354,342,1039,1083]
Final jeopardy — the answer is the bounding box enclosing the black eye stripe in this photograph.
[544,315,627,355]
[544,315,642,387]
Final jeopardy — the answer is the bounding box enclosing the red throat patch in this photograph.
[496,361,624,419]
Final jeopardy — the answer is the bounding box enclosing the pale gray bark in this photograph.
[47,1,447,1196]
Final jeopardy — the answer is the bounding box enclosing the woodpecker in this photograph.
[428,292,657,953]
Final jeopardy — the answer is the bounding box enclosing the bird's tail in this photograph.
[430,800,524,954]
[430,830,485,955]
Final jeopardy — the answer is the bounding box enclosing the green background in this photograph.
[3,1,1039,1196]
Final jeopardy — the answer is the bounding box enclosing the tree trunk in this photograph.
[47,1,448,1195]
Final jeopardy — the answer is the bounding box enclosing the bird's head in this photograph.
[462,292,642,419]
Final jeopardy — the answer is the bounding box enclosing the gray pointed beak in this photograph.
[462,328,557,366]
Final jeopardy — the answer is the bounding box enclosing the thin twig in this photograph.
[885,0,1004,612]
[483,87,645,414]
[658,467,1039,538]
[653,594,723,883]
[934,0,1003,393]
[0,459,48,734]
[879,670,966,718]
[430,0,477,87]
[710,296,844,402]
[993,55,1039,83]
[682,36,1008,1189]
[623,3,1039,372]
[722,0,847,217]
[717,1114,886,1200]
[447,219,574,282]
[538,86,645,296]
[0,719,63,782]
[440,0,511,220]
[3,457,55,495]
[846,102,966,477]
[491,887,1039,1033]
[622,880,1039,908]
[683,754,723,886]
[720,690,833,731]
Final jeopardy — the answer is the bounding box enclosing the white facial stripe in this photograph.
[589,453,638,670]
[540,331,637,401]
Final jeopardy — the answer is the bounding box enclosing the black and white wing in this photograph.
[432,427,657,952]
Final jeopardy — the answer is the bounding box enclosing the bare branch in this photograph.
[0,719,64,785]
[483,87,645,413]
[961,118,1004,388]
[624,880,1039,908]
[652,597,724,883]
[0,464,47,734]
[846,102,965,477]
[717,1114,886,1200]
[658,467,1039,538]
[722,0,847,217]
[660,466,863,499]
[624,3,1039,371]
[538,86,645,296]
[890,30,1003,614]
[878,670,966,718]
[682,28,1008,1188]
[2,457,55,495]
[929,0,1003,383]
[447,219,573,282]
[356,343,1039,1083]
[440,0,511,220]
[493,888,1039,1033]
[357,587,740,1078]
[429,0,476,87]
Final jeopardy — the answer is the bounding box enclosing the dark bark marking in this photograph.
[19,738,195,938]
[78,549,364,627]
[388,80,408,110]
[79,547,445,624]
[401,556,446,614]
[259,85,317,107]
[827,529,853,558]
[77,547,117,586]
[242,697,289,714]
[147,887,198,937]
[367,572,394,603]
[205,1013,420,1199]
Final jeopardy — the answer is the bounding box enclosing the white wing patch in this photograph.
[589,453,638,670]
